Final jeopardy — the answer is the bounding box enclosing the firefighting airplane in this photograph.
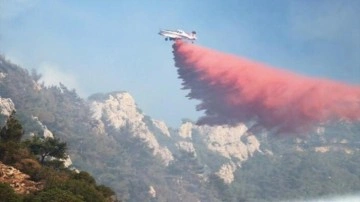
[158,29,197,42]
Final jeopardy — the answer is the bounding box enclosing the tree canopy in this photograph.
[0,111,23,143]
[27,136,67,165]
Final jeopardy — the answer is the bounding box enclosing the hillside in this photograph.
[1,55,360,201]
[0,109,116,201]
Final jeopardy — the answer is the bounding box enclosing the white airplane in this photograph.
[158,29,197,42]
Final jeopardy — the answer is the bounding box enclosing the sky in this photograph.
[0,0,359,128]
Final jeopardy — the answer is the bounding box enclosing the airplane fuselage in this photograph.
[159,29,196,42]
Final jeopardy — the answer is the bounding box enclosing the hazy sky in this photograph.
[1,0,359,127]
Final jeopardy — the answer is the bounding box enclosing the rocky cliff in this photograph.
[88,91,262,184]
[0,97,15,117]
[89,92,174,166]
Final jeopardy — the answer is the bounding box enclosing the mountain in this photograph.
[86,92,262,200]
[1,55,360,201]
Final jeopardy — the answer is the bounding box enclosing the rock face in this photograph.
[175,123,261,184]
[216,163,237,184]
[0,97,15,116]
[89,92,174,166]
[148,185,156,198]
[31,116,55,138]
[0,162,43,194]
[195,124,259,162]
[88,91,262,184]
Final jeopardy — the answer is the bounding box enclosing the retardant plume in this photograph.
[173,41,360,134]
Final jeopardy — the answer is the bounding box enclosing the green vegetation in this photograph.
[0,112,117,202]
[0,183,22,202]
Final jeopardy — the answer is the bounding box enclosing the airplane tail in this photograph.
[191,31,197,40]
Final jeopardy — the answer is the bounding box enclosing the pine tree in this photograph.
[28,136,67,164]
[0,111,23,143]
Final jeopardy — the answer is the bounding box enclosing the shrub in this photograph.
[0,182,22,202]
[26,188,83,202]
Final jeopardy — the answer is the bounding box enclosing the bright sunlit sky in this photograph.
[1,0,359,127]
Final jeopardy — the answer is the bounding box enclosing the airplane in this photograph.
[158,29,197,42]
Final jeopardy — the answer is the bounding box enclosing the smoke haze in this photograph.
[173,41,360,134]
